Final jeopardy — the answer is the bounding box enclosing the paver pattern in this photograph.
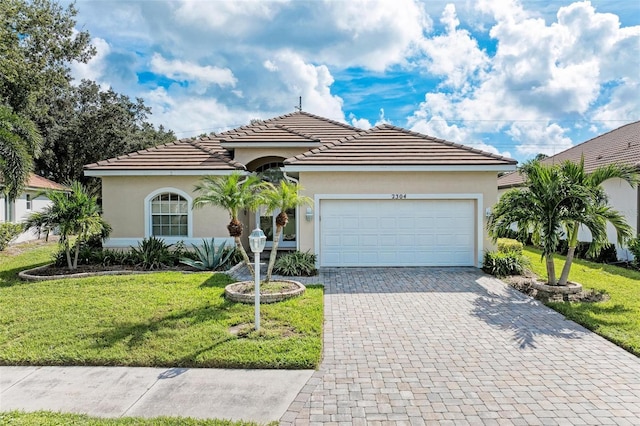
[279,267,640,425]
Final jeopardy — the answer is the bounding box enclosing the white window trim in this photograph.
[25,194,32,211]
[314,193,484,268]
[144,188,193,239]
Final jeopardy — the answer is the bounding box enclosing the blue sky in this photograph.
[66,0,640,163]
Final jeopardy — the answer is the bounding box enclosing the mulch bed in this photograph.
[24,263,201,277]
[503,274,609,303]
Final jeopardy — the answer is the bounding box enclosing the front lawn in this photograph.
[0,411,273,426]
[523,247,640,356]
[0,242,323,369]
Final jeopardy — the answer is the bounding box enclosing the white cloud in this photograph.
[409,0,640,158]
[262,51,345,121]
[150,54,237,89]
[349,114,372,129]
[419,4,489,90]
[70,36,111,88]
[508,122,573,156]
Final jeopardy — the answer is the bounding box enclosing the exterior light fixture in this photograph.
[305,207,313,222]
[248,228,266,330]
[485,207,492,218]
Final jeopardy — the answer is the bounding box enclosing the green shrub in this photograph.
[180,238,234,271]
[274,251,317,276]
[629,237,640,268]
[497,238,523,254]
[130,236,174,270]
[556,240,619,263]
[0,223,23,251]
[482,250,529,277]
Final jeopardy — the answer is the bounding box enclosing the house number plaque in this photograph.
[391,194,407,199]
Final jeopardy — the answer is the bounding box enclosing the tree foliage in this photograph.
[1,0,174,189]
[0,104,42,200]
[0,0,95,120]
[34,80,175,186]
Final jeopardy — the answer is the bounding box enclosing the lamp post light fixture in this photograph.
[248,227,267,331]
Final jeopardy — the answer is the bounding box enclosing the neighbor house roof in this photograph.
[84,138,245,176]
[498,121,640,189]
[285,124,517,170]
[0,173,65,191]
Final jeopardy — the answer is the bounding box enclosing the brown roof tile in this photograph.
[0,173,65,191]
[84,138,245,172]
[498,121,640,188]
[285,124,517,167]
[221,123,321,145]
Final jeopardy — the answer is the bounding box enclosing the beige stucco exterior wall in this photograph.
[101,176,240,246]
[296,171,499,264]
[233,147,313,167]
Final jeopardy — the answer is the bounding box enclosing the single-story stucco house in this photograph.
[0,173,66,244]
[84,111,517,267]
[498,120,640,261]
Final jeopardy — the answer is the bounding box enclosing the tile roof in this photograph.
[0,173,65,191]
[220,123,321,145]
[84,138,245,173]
[285,124,517,167]
[498,121,640,188]
[221,111,361,143]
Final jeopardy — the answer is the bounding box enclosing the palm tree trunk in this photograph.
[234,237,254,276]
[546,255,557,285]
[265,225,283,284]
[73,242,80,270]
[558,222,579,286]
[64,240,73,270]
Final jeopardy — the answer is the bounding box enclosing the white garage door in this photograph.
[320,199,476,267]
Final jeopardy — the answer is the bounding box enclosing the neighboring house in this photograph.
[0,173,66,243]
[498,121,640,261]
[84,111,516,267]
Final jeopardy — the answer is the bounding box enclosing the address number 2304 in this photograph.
[391,194,407,199]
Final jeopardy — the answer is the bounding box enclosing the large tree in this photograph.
[35,80,175,186]
[488,160,636,285]
[0,0,95,120]
[0,105,42,200]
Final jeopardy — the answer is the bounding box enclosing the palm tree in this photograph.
[193,172,268,276]
[262,180,312,283]
[24,181,110,270]
[0,104,42,200]
[556,159,637,285]
[488,160,636,285]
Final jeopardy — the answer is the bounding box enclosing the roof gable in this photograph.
[498,121,640,188]
[285,124,517,168]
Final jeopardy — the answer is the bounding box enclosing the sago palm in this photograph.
[193,172,268,276]
[0,104,42,200]
[261,180,312,283]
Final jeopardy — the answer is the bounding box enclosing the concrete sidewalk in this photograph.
[0,366,314,423]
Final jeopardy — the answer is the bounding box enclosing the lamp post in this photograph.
[248,227,266,330]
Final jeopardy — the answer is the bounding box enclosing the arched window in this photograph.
[150,192,188,237]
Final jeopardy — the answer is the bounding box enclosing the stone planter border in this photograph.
[18,262,243,282]
[530,280,583,294]
[225,280,306,304]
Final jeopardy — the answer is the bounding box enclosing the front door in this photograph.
[260,208,297,249]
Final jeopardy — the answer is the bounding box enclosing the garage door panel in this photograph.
[320,199,476,267]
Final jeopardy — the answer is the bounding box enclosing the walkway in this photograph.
[281,267,640,425]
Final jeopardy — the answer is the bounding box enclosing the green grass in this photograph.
[0,241,323,369]
[0,411,274,425]
[523,247,640,356]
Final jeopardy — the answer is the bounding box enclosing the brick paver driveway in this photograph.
[281,268,640,425]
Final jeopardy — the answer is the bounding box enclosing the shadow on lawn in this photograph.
[92,303,234,350]
[0,263,50,288]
